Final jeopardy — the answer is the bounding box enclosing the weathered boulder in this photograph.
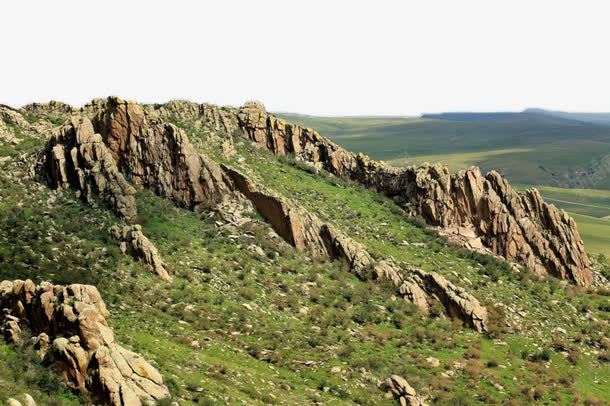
[406,268,488,332]
[0,280,170,405]
[38,116,138,221]
[381,375,427,406]
[111,224,171,281]
[232,102,592,286]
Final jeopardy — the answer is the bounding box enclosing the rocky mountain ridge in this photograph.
[37,98,489,332]
[0,96,606,405]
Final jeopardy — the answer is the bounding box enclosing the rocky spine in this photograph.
[232,102,592,286]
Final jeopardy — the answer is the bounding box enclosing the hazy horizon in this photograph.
[2,0,609,116]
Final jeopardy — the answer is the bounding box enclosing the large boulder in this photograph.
[0,280,170,405]
[111,224,172,282]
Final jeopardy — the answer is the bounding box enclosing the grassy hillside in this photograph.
[0,111,608,405]
[276,112,610,190]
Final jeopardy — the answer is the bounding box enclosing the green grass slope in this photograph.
[0,112,608,405]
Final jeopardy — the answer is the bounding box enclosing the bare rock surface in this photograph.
[0,279,169,405]
[111,225,171,281]
[39,116,138,221]
[91,97,232,211]
[35,98,488,329]
[232,102,592,286]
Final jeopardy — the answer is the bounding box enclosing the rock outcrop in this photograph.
[231,102,592,286]
[39,116,138,221]
[91,97,232,212]
[111,225,171,281]
[381,375,427,406]
[0,105,31,145]
[36,98,488,330]
[407,268,488,332]
[224,166,488,331]
[0,280,170,405]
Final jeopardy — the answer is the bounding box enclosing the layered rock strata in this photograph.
[232,102,592,286]
[0,280,170,405]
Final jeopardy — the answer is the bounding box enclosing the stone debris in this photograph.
[0,280,170,405]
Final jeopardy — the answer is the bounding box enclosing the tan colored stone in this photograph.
[111,225,171,281]
[0,279,169,405]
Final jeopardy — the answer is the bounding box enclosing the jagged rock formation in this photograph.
[231,102,592,286]
[20,101,72,122]
[1,104,65,145]
[111,225,171,281]
[153,99,240,135]
[39,116,138,221]
[381,375,427,406]
[0,105,31,145]
[0,280,170,405]
[37,98,488,330]
[91,97,232,212]
[407,268,488,332]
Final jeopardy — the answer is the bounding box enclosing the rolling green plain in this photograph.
[277,112,610,257]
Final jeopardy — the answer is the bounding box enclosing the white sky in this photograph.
[1,0,609,116]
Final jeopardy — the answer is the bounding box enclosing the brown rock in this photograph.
[91,97,232,212]
[381,375,427,406]
[38,116,138,221]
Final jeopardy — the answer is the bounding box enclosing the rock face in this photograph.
[0,280,169,405]
[407,268,488,332]
[39,116,138,221]
[381,375,427,406]
[111,225,171,281]
[232,102,592,286]
[91,97,232,212]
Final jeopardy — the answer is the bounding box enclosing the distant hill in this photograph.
[276,110,610,190]
[524,108,610,126]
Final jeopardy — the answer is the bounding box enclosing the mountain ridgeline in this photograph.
[0,98,608,405]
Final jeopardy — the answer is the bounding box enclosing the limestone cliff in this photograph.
[0,280,170,405]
